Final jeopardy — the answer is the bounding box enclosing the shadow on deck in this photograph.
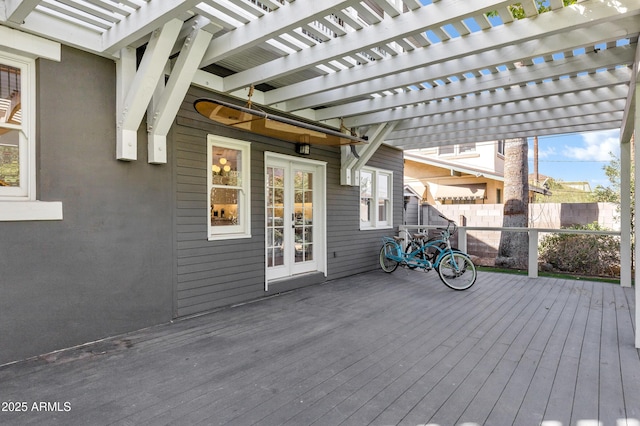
[1,270,639,425]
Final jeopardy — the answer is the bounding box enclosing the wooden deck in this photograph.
[1,270,639,426]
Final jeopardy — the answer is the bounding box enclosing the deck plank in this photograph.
[0,271,638,426]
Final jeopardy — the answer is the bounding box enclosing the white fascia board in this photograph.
[101,0,200,55]
[200,0,356,67]
[265,5,640,107]
[148,28,213,163]
[225,0,518,92]
[0,24,61,61]
[278,16,639,110]
[4,0,39,24]
[344,69,632,127]
[316,45,636,121]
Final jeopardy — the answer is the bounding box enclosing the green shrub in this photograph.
[538,223,620,277]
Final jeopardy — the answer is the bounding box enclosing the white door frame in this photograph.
[264,152,327,290]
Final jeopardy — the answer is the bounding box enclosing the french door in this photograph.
[265,154,325,285]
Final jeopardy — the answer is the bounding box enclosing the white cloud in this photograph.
[563,129,620,161]
[528,145,556,159]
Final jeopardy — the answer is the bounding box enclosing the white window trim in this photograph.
[360,166,393,230]
[207,135,251,241]
[0,48,63,221]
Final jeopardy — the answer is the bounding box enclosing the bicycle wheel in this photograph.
[380,241,400,273]
[437,252,476,290]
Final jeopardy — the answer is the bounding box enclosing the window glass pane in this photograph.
[0,129,20,187]
[458,142,476,153]
[378,199,388,222]
[439,145,454,155]
[0,64,21,126]
[211,146,241,186]
[378,174,388,199]
[210,188,239,226]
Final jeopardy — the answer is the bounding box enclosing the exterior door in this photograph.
[266,154,325,285]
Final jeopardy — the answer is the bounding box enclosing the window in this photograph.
[0,49,62,221]
[207,136,251,240]
[360,167,393,229]
[439,143,476,156]
[1,57,29,198]
[497,140,505,156]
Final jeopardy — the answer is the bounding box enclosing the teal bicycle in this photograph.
[380,216,477,290]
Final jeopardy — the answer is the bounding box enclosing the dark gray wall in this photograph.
[0,46,174,365]
[173,89,404,317]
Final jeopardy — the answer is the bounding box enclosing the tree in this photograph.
[496,138,529,269]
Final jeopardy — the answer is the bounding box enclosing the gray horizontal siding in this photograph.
[172,88,404,317]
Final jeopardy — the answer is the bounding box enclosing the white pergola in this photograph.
[1,0,639,344]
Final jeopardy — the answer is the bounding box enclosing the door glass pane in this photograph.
[294,171,313,263]
[0,129,19,187]
[267,167,285,268]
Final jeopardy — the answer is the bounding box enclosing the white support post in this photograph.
[458,227,467,253]
[116,19,182,161]
[116,47,137,161]
[340,122,397,186]
[620,138,632,287]
[528,229,538,278]
[147,26,213,164]
[635,78,640,349]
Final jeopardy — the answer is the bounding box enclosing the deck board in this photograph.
[0,270,638,426]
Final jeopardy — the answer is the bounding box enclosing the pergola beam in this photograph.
[116,19,182,161]
[199,0,358,67]
[264,5,640,107]
[346,69,631,128]
[147,27,213,164]
[316,46,634,121]
[223,0,519,92]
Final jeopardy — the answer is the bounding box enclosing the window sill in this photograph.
[0,201,63,221]
[360,225,394,231]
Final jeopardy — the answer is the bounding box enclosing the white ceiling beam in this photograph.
[4,0,39,24]
[390,112,623,145]
[0,24,61,60]
[116,19,182,161]
[415,84,628,128]
[345,69,631,127]
[394,118,623,149]
[316,46,635,120]
[102,0,200,55]
[389,100,627,137]
[224,0,520,92]
[200,0,357,66]
[4,9,104,52]
[148,28,213,164]
[265,10,640,107]
[395,122,624,149]
[283,17,639,110]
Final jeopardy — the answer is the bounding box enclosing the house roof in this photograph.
[404,151,504,181]
[0,0,638,150]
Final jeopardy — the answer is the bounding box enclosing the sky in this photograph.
[528,129,620,189]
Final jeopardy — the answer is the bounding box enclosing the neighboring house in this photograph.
[405,141,549,215]
[0,39,403,365]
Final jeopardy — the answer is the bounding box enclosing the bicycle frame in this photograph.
[379,216,477,290]
[385,216,470,268]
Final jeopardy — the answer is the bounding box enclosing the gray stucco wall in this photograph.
[0,46,174,365]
